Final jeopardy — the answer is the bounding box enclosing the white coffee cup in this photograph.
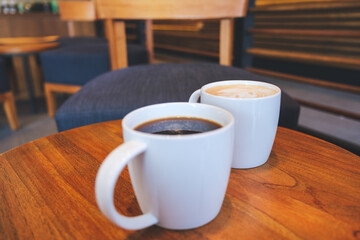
[189,80,281,169]
[95,102,234,230]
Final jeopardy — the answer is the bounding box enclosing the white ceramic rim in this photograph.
[200,80,281,101]
[122,102,234,139]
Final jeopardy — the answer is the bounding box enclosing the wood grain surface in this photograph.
[246,47,360,71]
[58,1,96,21]
[1,120,359,239]
[96,0,248,20]
[0,42,59,55]
[0,35,59,45]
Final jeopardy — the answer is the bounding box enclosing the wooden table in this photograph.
[0,36,59,112]
[1,120,359,239]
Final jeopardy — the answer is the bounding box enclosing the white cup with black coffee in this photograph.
[95,102,234,230]
[189,80,281,169]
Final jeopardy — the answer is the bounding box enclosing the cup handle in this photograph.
[95,140,158,230]
[189,89,201,103]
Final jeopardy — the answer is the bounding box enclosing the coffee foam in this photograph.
[205,84,278,98]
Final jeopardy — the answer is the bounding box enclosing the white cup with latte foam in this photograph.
[189,80,281,169]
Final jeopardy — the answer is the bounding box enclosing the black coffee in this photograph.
[135,117,222,135]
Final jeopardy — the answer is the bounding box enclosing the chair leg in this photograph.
[106,19,128,70]
[145,20,154,64]
[219,18,234,66]
[44,83,82,117]
[45,83,57,117]
[2,92,19,130]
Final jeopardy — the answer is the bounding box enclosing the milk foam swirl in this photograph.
[205,84,278,98]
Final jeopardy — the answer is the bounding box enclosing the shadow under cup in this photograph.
[96,103,235,230]
[190,80,281,169]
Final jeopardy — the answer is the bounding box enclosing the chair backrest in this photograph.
[95,0,248,20]
[58,1,96,21]
[58,1,97,37]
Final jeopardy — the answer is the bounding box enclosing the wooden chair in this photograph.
[42,1,97,117]
[43,1,150,117]
[95,0,249,69]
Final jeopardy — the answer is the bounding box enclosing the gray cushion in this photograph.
[57,37,108,48]
[56,63,300,131]
[40,43,148,86]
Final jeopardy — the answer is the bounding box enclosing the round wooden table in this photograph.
[0,36,59,112]
[1,120,359,239]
